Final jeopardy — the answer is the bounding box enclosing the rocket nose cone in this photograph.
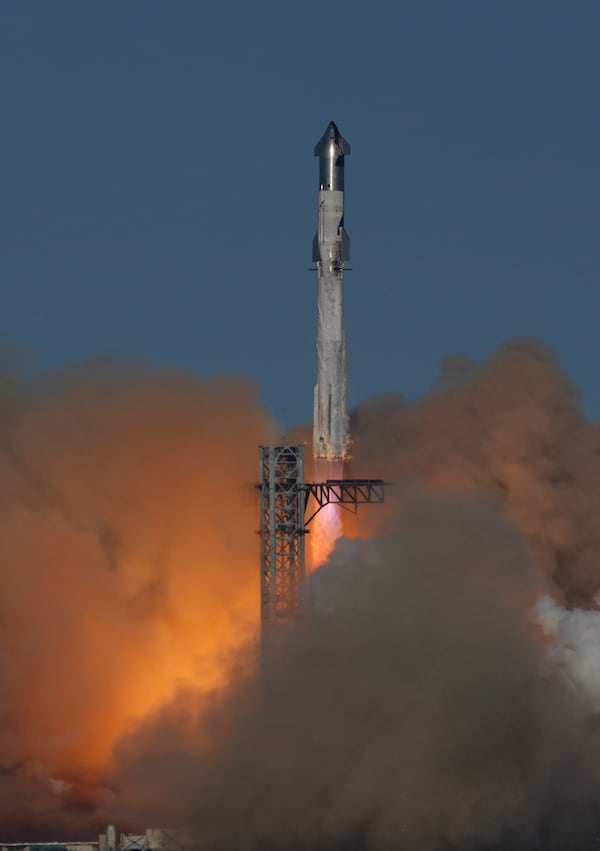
[314,120,351,157]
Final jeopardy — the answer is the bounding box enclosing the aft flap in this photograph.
[312,232,321,263]
[341,228,350,261]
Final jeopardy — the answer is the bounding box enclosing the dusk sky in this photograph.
[1,1,599,428]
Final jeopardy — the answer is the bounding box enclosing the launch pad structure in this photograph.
[258,444,384,630]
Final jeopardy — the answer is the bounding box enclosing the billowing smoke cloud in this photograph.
[5,338,600,847]
[0,359,272,838]
[348,338,600,606]
[111,494,600,850]
[106,339,600,849]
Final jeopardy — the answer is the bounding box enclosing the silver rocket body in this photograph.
[312,121,350,461]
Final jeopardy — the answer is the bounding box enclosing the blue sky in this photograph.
[1,1,599,427]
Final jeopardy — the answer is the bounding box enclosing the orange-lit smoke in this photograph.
[0,361,273,838]
[8,338,600,847]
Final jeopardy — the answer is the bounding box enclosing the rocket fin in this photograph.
[312,232,320,263]
[341,227,350,261]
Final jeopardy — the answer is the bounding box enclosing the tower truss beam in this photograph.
[301,479,385,526]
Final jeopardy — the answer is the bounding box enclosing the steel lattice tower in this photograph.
[259,445,306,629]
[259,444,385,633]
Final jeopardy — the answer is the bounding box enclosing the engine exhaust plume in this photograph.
[309,458,344,569]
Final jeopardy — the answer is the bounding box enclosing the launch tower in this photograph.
[259,444,306,628]
[259,444,384,632]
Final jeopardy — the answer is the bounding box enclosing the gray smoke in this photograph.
[111,495,600,850]
[348,338,600,607]
[109,338,600,850]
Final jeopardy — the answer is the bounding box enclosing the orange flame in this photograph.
[309,501,342,569]
[309,458,345,569]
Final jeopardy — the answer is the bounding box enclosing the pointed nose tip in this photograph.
[314,120,351,157]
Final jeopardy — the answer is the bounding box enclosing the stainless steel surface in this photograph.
[314,121,351,191]
[312,121,350,460]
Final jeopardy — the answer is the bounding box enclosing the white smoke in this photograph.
[536,595,600,711]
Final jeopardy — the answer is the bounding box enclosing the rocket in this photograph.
[312,121,350,461]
